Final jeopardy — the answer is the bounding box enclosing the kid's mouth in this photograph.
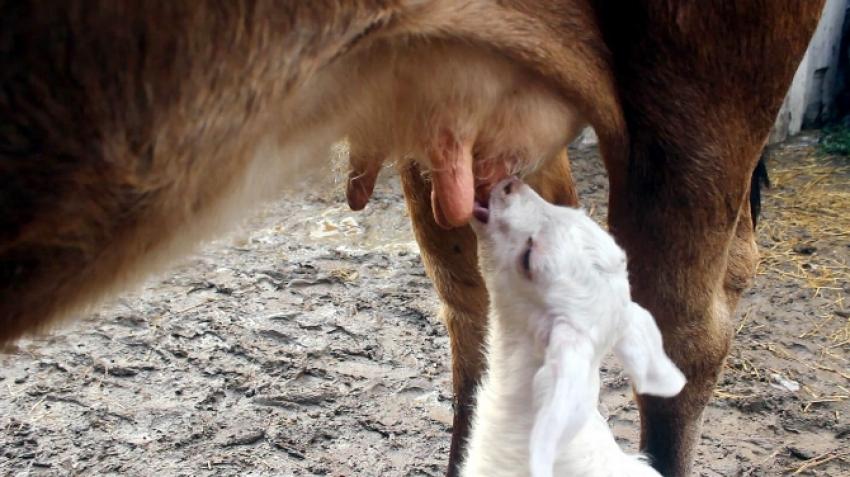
[472,198,490,224]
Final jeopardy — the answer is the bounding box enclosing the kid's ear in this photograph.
[614,302,686,397]
[529,322,595,477]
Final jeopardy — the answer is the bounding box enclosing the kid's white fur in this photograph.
[462,178,686,477]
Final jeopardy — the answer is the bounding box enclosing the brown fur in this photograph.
[0,1,823,476]
[0,0,616,342]
[591,3,824,475]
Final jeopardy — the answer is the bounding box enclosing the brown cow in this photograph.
[0,1,823,476]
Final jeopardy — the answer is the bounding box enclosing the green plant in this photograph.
[818,124,850,156]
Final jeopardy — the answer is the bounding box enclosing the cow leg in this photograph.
[399,150,577,476]
[400,161,485,477]
[594,3,823,474]
[605,148,764,476]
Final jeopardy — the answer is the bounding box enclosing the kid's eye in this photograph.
[520,237,533,278]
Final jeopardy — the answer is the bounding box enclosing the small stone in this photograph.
[788,446,814,460]
[94,364,138,377]
[792,244,817,255]
[428,404,453,427]
[769,373,800,392]
[223,429,265,447]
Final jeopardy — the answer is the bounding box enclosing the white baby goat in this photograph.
[462,177,687,477]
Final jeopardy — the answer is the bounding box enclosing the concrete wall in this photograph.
[771,0,848,143]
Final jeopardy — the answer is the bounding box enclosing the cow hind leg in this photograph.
[632,189,760,476]
[607,164,755,476]
[595,3,822,473]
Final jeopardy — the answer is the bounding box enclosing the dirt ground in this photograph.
[1,133,848,476]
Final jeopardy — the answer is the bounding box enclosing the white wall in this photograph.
[770,0,848,143]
